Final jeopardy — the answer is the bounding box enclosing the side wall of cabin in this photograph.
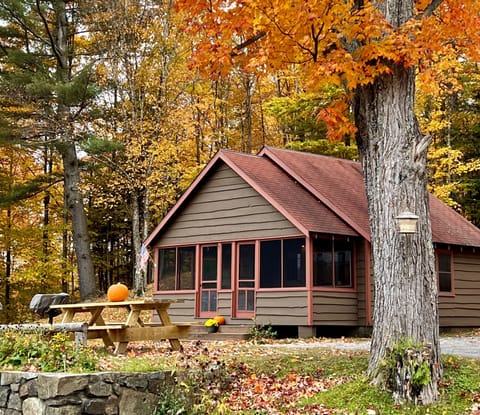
[439,251,480,327]
[153,162,307,324]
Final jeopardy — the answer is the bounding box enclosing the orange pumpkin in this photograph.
[214,315,225,325]
[107,282,129,302]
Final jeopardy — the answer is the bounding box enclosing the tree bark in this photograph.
[55,0,96,300]
[353,64,441,404]
[132,193,145,297]
[61,142,96,300]
[349,0,443,404]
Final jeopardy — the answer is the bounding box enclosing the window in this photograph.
[260,238,306,288]
[238,244,255,311]
[313,237,353,288]
[221,243,232,289]
[157,247,195,291]
[260,240,281,287]
[201,246,217,312]
[437,251,453,293]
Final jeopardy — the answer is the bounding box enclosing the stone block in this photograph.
[0,387,10,407]
[19,379,38,399]
[45,405,82,415]
[22,397,46,415]
[7,392,21,411]
[37,374,89,399]
[1,372,36,386]
[122,374,148,390]
[104,396,119,415]
[82,398,106,415]
[118,388,158,415]
[87,381,112,397]
[45,396,83,407]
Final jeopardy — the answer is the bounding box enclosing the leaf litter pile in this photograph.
[96,339,362,414]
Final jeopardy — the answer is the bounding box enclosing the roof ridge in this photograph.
[261,146,371,241]
[260,145,361,165]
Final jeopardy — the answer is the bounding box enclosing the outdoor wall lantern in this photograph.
[396,210,419,234]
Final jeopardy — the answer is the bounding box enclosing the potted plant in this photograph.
[204,319,219,333]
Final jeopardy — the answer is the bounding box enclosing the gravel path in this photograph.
[265,336,480,358]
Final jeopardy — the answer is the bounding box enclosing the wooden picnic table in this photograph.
[49,299,189,354]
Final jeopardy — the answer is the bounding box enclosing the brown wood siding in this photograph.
[155,163,301,246]
[255,291,308,325]
[439,253,480,327]
[153,293,196,323]
[355,240,367,325]
[313,291,358,325]
[217,292,232,322]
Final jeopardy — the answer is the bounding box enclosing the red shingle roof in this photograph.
[146,146,480,248]
[221,150,359,237]
[258,146,480,248]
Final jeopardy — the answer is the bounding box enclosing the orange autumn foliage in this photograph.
[175,0,480,140]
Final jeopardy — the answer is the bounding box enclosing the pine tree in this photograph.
[0,0,98,299]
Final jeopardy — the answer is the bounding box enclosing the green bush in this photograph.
[249,318,277,343]
[0,329,98,372]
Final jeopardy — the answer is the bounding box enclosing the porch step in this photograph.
[182,324,252,341]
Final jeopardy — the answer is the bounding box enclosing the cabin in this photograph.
[144,146,480,336]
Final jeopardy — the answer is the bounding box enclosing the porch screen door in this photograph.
[200,245,217,315]
[237,243,255,315]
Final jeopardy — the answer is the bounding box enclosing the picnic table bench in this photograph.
[49,299,189,354]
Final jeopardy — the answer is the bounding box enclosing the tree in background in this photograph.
[176,0,480,403]
[0,146,67,322]
[0,0,99,299]
[83,0,201,296]
[417,62,480,226]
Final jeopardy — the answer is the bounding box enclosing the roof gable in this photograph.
[221,151,359,237]
[145,146,480,249]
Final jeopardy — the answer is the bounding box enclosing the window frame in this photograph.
[436,249,454,296]
[156,245,196,292]
[312,236,355,290]
[259,237,306,289]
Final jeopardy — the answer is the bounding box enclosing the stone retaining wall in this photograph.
[0,370,175,415]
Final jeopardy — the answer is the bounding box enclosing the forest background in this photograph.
[0,0,478,323]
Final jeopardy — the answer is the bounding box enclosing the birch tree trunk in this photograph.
[353,62,441,405]
[132,194,145,297]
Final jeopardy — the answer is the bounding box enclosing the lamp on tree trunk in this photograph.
[396,211,419,234]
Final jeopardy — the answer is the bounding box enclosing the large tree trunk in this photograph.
[55,1,96,300]
[353,64,441,404]
[350,0,442,405]
[61,142,96,300]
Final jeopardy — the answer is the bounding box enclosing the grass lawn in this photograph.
[1,333,479,414]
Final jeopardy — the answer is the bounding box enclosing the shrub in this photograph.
[0,329,98,372]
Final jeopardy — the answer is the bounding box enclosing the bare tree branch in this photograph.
[231,31,266,56]
[419,0,444,18]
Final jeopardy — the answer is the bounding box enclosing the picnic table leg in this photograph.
[155,306,182,351]
[88,308,115,349]
[114,341,128,355]
[125,309,142,326]
[61,310,76,323]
